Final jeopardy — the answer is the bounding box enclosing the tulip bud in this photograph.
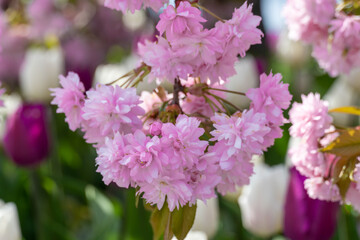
[3,103,50,166]
[192,198,219,238]
[0,200,22,240]
[284,168,339,240]
[20,47,64,102]
[238,163,289,238]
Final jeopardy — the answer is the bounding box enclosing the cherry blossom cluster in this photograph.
[283,0,360,77]
[138,1,263,84]
[50,1,293,212]
[51,70,291,211]
[288,93,360,211]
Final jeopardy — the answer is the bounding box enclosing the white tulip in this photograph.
[0,93,22,141]
[0,200,22,240]
[224,155,264,201]
[342,67,360,93]
[324,78,358,126]
[276,30,310,67]
[122,10,147,31]
[225,57,258,109]
[94,55,157,94]
[191,198,219,238]
[20,47,64,102]
[238,163,289,238]
[172,231,208,240]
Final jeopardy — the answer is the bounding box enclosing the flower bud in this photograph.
[284,168,339,240]
[3,103,50,166]
[238,163,289,238]
[149,121,162,136]
[0,200,22,240]
[20,47,64,102]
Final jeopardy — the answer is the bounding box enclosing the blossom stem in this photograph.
[106,70,134,86]
[206,87,246,96]
[194,3,225,23]
[206,91,241,111]
[172,77,184,106]
[203,94,221,112]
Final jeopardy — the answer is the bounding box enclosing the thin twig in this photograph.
[194,3,225,23]
[206,87,246,96]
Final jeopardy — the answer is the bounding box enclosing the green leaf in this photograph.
[332,156,357,200]
[85,185,120,240]
[171,204,197,240]
[150,204,170,240]
[329,106,360,116]
[321,128,360,157]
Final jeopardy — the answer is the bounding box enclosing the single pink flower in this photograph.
[50,72,85,131]
[96,132,132,188]
[161,115,208,168]
[247,72,292,126]
[82,85,144,144]
[289,93,332,144]
[156,1,206,41]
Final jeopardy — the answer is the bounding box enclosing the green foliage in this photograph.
[150,203,197,240]
[322,128,360,157]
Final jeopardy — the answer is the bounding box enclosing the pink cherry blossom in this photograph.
[50,72,85,131]
[161,115,208,168]
[312,14,360,77]
[304,177,341,202]
[247,72,292,126]
[121,130,168,183]
[82,85,145,144]
[104,0,167,13]
[138,170,193,211]
[289,93,332,144]
[95,132,132,188]
[187,154,221,203]
[214,2,263,58]
[289,142,329,178]
[283,0,335,43]
[182,94,214,118]
[138,37,193,82]
[211,110,270,158]
[156,1,206,41]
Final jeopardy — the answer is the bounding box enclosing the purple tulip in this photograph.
[3,104,50,167]
[63,36,105,91]
[284,168,339,240]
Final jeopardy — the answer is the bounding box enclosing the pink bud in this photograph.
[149,121,162,136]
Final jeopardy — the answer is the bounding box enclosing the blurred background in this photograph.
[0,0,360,239]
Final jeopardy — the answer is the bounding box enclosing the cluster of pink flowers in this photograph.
[289,93,360,210]
[50,1,293,212]
[283,0,360,77]
[138,1,263,84]
[51,70,291,211]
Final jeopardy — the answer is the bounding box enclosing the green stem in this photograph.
[207,91,242,111]
[203,94,222,112]
[206,87,246,96]
[106,70,134,86]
